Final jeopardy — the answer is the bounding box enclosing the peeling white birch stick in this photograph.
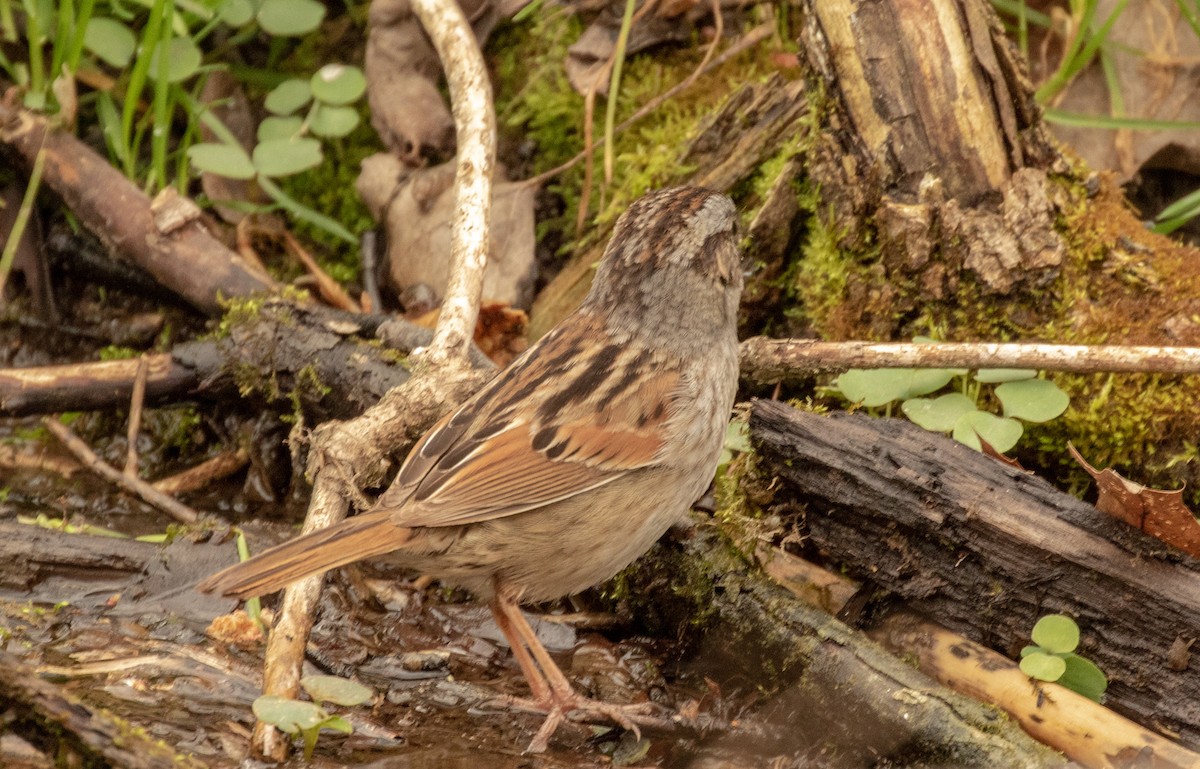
[740,337,1200,384]
[409,0,496,365]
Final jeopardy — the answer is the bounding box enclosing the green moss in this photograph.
[792,184,881,337]
[158,406,203,452]
[211,295,274,339]
[492,7,586,175]
[285,364,333,423]
[490,2,782,254]
[97,345,140,361]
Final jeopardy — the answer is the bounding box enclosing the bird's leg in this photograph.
[488,589,666,753]
[488,594,552,702]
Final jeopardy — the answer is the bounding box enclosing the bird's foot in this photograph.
[495,692,674,753]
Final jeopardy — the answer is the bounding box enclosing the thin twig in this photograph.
[576,65,609,235]
[281,230,362,313]
[410,0,497,365]
[42,417,201,525]
[151,448,250,496]
[123,355,149,478]
[738,337,1200,385]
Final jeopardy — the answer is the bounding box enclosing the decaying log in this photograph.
[0,353,201,416]
[625,528,1066,767]
[0,306,502,419]
[0,520,242,616]
[761,546,1200,768]
[0,102,277,316]
[0,520,156,594]
[799,0,1065,306]
[749,398,1200,748]
[0,649,209,769]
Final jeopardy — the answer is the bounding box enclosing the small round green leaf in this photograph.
[148,38,202,83]
[1019,645,1040,658]
[252,696,325,734]
[995,379,1070,423]
[257,0,325,35]
[187,142,256,179]
[264,78,311,115]
[258,115,304,142]
[318,715,354,734]
[836,369,909,407]
[903,369,957,398]
[310,64,366,105]
[901,393,976,433]
[974,368,1037,383]
[308,104,360,138]
[1059,654,1108,701]
[302,675,373,707]
[252,137,323,177]
[836,369,954,408]
[1031,614,1080,654]
[952,411,1023,453]
[1019,651,1066,682]
[84,17,136,67]
[217,0,255,26]
[724,418,751,454]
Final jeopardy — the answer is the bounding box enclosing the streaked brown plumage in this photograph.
[198,186,743,751]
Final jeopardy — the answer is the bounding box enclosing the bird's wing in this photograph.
[376,316,682,528]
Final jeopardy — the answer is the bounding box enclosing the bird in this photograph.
[198,185,744,752]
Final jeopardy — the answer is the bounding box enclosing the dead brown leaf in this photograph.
[412,301,528,366]
[979,436,1026,470]
[357,156,537,309]
[1069,443,1200,557]
[1044,0,1200,179]
[365,0,501,161]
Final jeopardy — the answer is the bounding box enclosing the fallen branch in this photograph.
[151,449,250,497]
[0,102,276,316]
[0,353,200,416]
[42,418,204,525]
[876,612,1200,769]
[0,308,494,420]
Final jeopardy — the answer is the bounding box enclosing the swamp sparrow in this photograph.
[199,185,744,751]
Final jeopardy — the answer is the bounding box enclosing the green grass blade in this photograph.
[1042,109,1200,130]
[258,176,357,244]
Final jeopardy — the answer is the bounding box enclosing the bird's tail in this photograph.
[197,510,412,600]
